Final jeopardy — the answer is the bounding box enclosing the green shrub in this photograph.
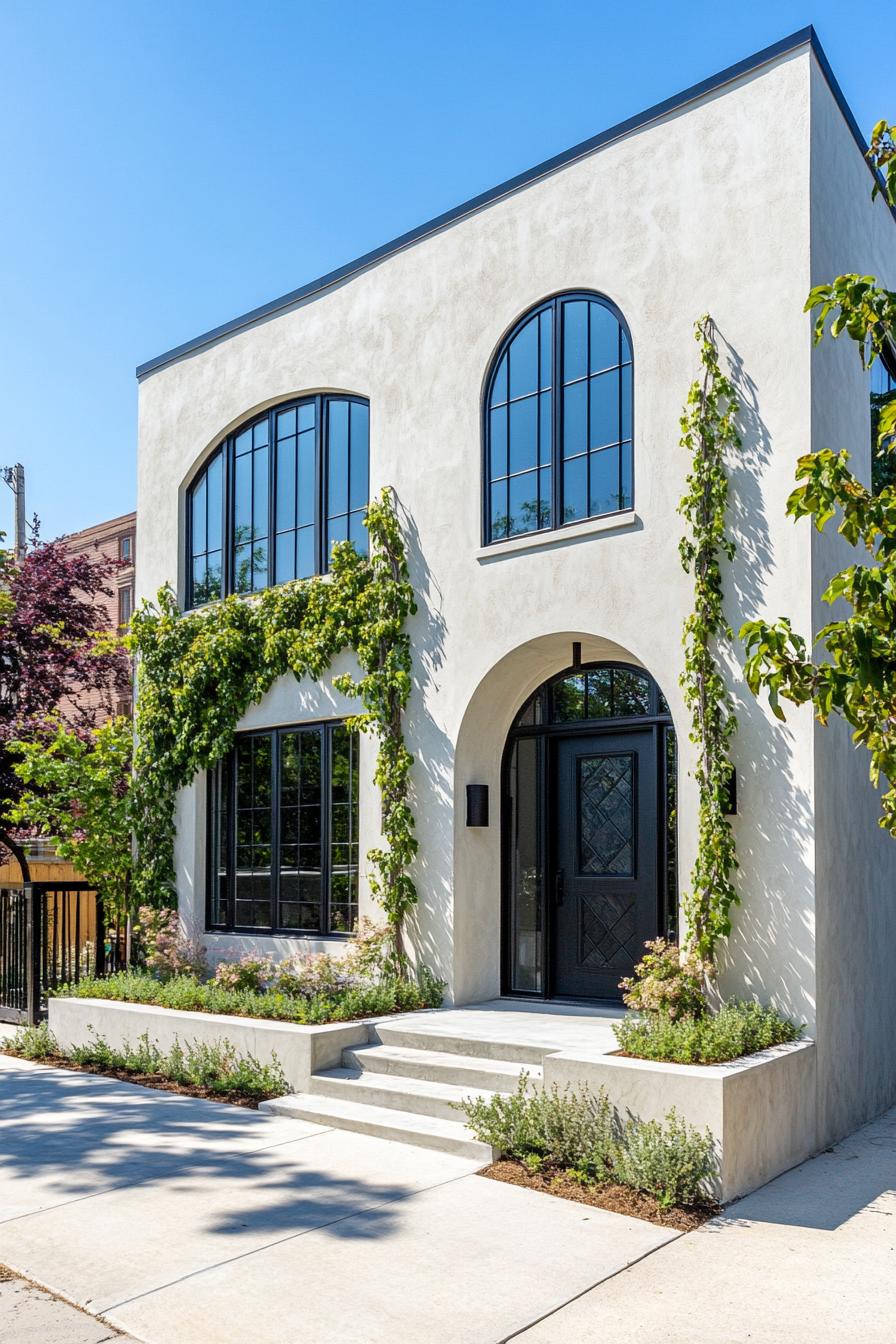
[614,1109,716,1208]
[68,1028,287,1100]
[8,1021,58,1059]
[460,1075,616,1177]
[54,966,443,1024]
[613,999,802,1064]
[461,1079,719,1210]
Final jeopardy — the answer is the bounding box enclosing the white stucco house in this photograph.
[136,27,896,1149]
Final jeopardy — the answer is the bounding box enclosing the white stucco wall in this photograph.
[807,60,896,1144]
[137,47,822,1024]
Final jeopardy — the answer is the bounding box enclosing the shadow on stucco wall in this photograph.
[392,496,454,995]
[712,333,815,1028]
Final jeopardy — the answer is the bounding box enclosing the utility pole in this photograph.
[1,463,25,558]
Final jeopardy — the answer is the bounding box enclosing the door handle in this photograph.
[554,869,565,907]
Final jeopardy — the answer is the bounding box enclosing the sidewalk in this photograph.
[0,1265,131,1343]
[0,1053,673,1343]
[516,1105,896,1343]
[3,1049,894,1344]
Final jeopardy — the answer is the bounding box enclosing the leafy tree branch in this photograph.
[742,117,896,836]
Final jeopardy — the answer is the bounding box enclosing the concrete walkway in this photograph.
[4,1051,894,1344]
[517,1104,896,1343]
[0,1054,674,1343]
[0,1265,132,1343]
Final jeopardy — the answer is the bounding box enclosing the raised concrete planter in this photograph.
[48,997,370,1094]
[544,1039,817,1201]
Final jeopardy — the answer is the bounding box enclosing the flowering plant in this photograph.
[342,918,392,981]
[274,951,358,999]
[137,906,207,981]
[213,953,275,993]
[619,938,709,1020]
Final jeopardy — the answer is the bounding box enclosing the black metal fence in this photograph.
[0,883,121,1025]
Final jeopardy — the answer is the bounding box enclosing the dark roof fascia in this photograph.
[136,25,877,381]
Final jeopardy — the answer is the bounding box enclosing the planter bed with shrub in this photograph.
[526,940,817,1203]
[460,1077,719,1230]
[56,968,443,1025]
[613,999,803,1065]
[3,1021,287,1108]
[47,915,445,1095]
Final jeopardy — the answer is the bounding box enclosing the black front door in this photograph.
[552,730,657,999]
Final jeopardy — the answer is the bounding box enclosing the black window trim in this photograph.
[206,717,360,938]
[186,392,370,611]
[481,290,634,547]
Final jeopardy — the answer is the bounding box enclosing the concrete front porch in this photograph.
[262,998,627,1154]
[379,998,627,1055]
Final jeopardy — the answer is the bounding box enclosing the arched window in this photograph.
[186,394,369,608]
[484,293,632,544]
[188,449,224,605]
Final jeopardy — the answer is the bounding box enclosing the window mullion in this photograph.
[271,730,280,934]
[228,746,237,931]
[317,396,325,576]
[225,438,233,598]
[321,724,331,934]
[268,409,275,591]
[552,297,562,530]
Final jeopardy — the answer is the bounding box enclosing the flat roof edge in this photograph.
[135,25,864,381]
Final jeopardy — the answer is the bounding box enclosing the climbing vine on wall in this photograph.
[127,488,418,968]
[678,315,741,965]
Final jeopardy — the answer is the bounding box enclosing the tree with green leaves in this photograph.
[742,120,896,833]
[10,717,133,916]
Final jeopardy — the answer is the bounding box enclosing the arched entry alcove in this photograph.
[503,662,676,1002]
[451,634,678,1006]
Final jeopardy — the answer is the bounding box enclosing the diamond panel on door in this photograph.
[579,891,638,970]
[577,753,634,876]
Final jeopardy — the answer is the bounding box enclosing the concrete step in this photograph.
[343,1042,541,1093]
[310,1066,497,1122]
[371,1020,547,1065]
[259,1092,496,1162]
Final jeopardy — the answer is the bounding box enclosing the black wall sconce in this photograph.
[466,784,489,827]
[725,768,738,816]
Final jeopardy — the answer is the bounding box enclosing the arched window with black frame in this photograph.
[484,293,633,544]
[185,394,370,609]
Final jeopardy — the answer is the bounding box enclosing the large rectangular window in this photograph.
[208,721,360,935]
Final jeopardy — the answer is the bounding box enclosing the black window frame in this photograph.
[206,719,360,938]
[482,291,634,546]
[186,393,370,610]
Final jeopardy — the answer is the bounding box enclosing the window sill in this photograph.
[477,509,639,562]
[205,930,352,944]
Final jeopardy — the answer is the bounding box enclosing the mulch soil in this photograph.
[0,1050,269,1108]
[481,1158,718,1231]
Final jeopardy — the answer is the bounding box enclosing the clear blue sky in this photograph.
[0,2,890,542]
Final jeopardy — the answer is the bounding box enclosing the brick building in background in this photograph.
[63,510,136,719]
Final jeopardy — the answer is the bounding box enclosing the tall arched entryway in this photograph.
[503,662,677,1001]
